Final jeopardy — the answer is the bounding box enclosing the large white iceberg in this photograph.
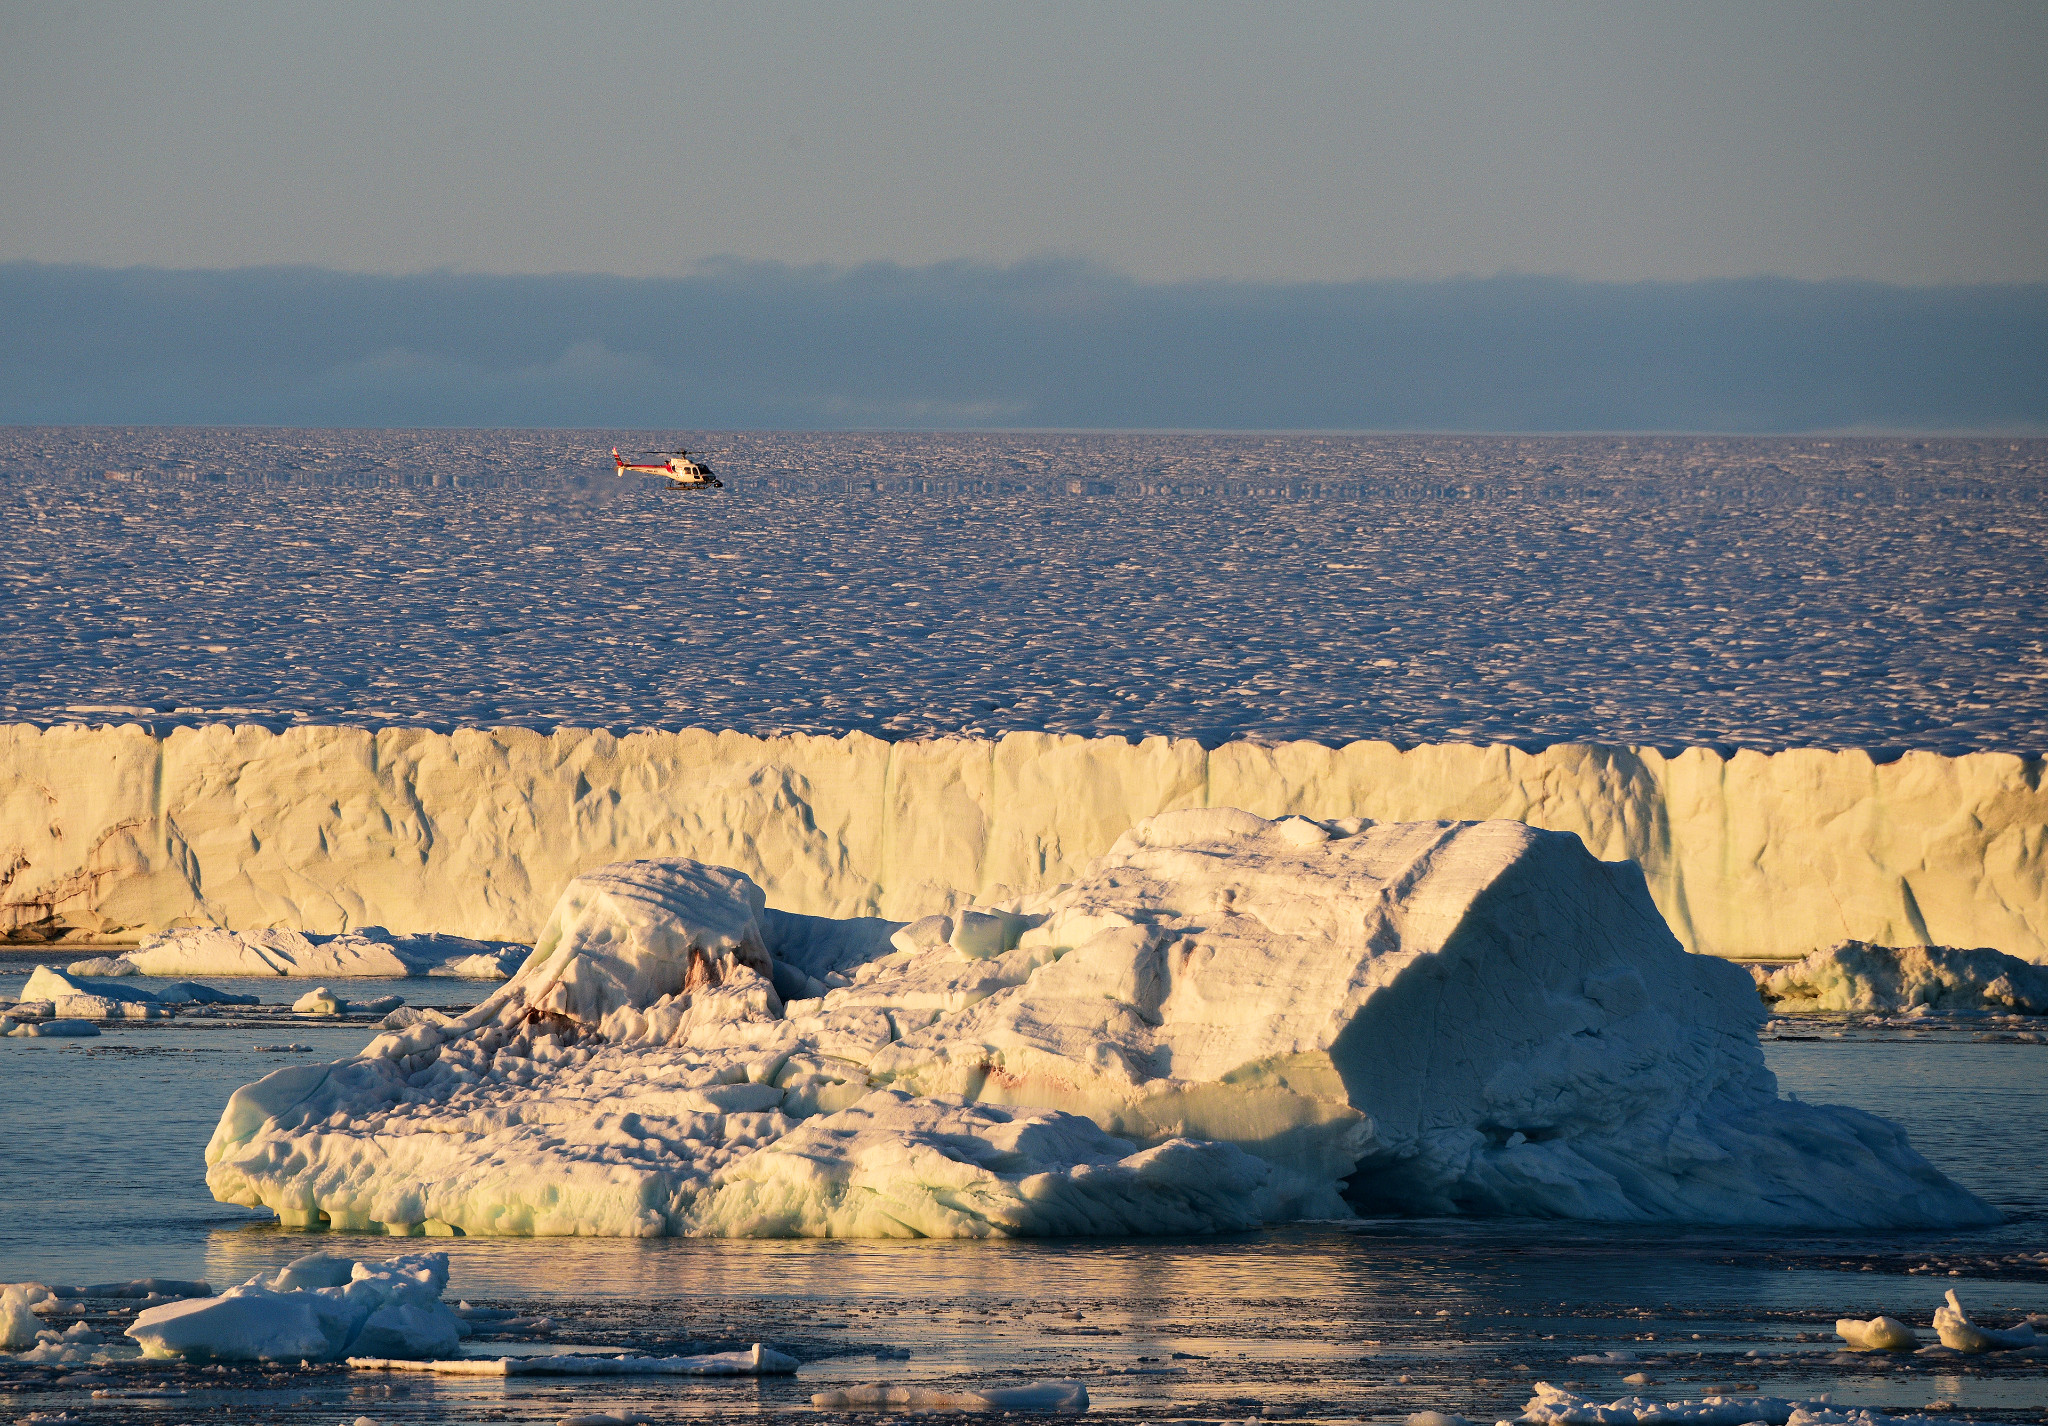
[128,926,528,980]
[203,814,1997,1238]
[1754,941,2048,1014]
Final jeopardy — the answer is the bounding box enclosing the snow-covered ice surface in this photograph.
[2,429,2044,753]
[200,822,1994,1238]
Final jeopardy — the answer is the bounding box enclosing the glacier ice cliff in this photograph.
[202,812,1997,1237]
[3,724,2044,964]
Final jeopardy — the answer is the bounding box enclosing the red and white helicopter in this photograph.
[611,444,724,490]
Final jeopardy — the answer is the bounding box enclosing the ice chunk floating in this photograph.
[126,1251,463,1362]
[203,814,1997,1237]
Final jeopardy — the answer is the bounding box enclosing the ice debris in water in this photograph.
[1,1285,55,1349]
[1833,1315,1916,1351]
[1930,1289,2042,1353]
[1753,942,2048,1014]
[125,1251,463,1362]
[810,1379,1087,1411]
[350,1343,797,1375]
[202,814,1997,1239]
[1510,1384,1986,1426]
[131,926,529,980]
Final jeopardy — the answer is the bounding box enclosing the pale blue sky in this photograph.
[3,0,2044,285]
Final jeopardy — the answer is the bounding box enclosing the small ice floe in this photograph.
[1406,1413,1479,1426]
[809,1379,1088,1411]
[65,955,139,977]
[1931,1289,2041,1353]
[18,965,255,1017]
[1834,1314,1916,1351]
[348,1343,797,1375]
[1754,942,2048,1015]
[2,1283,57,1348]
[254,1043,314,1053]
[21,966,166,1020]
[5,1018,98,1038]
[126,1250,464,1362]
[1566,1351,1639,1365]
[293,986,346,1015]
[12,1321,105,1364]
[150,981,259,1005]
[51,1279,209,1301]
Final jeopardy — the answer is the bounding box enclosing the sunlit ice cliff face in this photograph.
[202,811,1998,1240]
[4,725,2045,965]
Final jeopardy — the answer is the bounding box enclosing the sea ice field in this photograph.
[1,428,2044,753]
[3,429,2045,1424]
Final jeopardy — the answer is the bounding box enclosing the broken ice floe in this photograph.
[130,926,529,980]
[16,965,258,1019]
[809,1379,1087,1411]
[202,814,1998,1238]
[1833,1315,1915,1351]
[4,1018,98,1038]
[1753,942,2048,1015]
[125,1251,464,1362]
[1930,1289,2041,1353]
[1509,1384,1984,1426]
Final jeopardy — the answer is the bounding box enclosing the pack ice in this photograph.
[203,812,1996,1237]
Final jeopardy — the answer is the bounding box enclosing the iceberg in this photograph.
[1754,941,2048,1014]
[129,926,529,981]
[202,815,1997,1238]
[125,1250,463,1362]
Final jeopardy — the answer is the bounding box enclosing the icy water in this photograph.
[3,428,2045,752]
[1,1002,2043,1423]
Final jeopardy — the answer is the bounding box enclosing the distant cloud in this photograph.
[2,259,2042,432]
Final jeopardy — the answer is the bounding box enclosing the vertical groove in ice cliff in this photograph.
[1,724,2044,962]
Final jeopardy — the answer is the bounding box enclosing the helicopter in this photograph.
[612,445,724,490]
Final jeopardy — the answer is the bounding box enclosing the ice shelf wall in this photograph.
[3,723,2043,962]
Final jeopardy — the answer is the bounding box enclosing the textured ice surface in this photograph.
[2,429,2043,754]
[202,817,1995,1238]
[125,1250,463,1361]
[1754,942,2048,1014]
[129,928,528,980]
